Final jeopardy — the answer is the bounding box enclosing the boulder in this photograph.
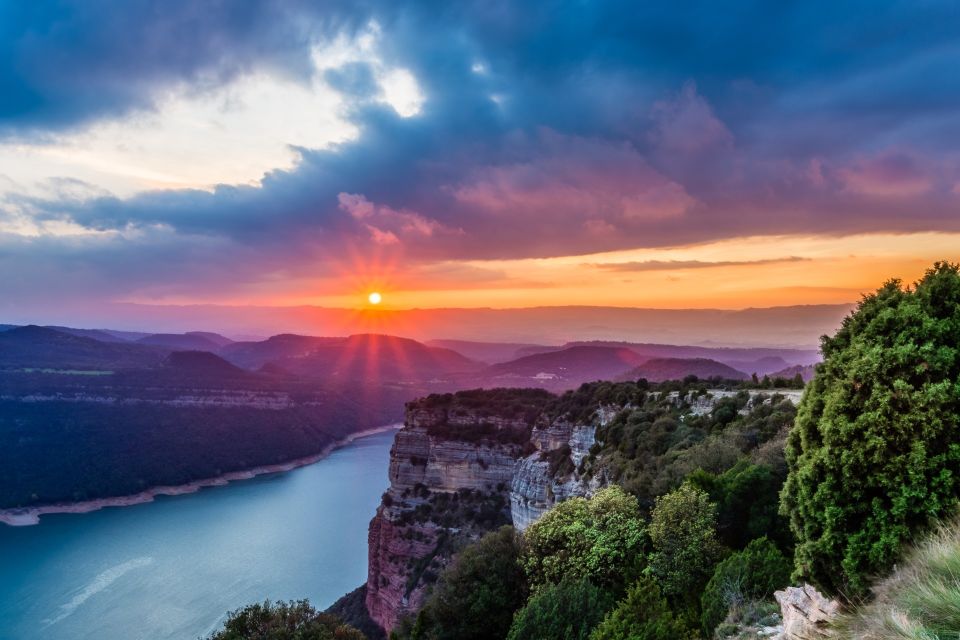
[774,584,839,639]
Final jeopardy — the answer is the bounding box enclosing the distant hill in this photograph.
[101,301,853,347]
[272,334,483,383]
[769,363,817,382]
[219,334,345,369]
[44,326,129,343]
[186,331,234,347]
[159,350,250,379]
[256,362,295,377]
[564,340,819,368]
[137,333,223,351]
[621,357,749,382]
[487,346,645,388]
[722,356,791,376]
[511,345,565,359]
[0,325,167,370]
[100,329,152,341]
[426,339,551,364]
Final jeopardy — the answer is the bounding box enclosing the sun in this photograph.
[368,291,382,305]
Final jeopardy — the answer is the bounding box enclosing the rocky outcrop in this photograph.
[774,584,839,639]
[363,388,805,633]
[509,405,625,531]
[365,393,545,633]
[651,389,803,416]
[510,420,605,531]
[388,422,520,493]
[366,506,446,632]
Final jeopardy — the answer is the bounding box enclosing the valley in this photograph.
[0,323,813,515]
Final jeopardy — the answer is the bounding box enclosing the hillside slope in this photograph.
[0,325,167,370]
[622,357,749,382]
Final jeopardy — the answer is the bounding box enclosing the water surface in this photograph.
[0,429,396,640]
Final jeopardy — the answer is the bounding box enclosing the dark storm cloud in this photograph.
[3,0,960,299]
[0,0,371,137]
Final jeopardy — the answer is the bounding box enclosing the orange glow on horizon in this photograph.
[120,231,960,312]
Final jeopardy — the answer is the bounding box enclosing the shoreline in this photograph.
[0,423,401,527]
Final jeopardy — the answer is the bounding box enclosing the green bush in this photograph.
[648,483,725,603]
[587,388,795,511]
[688,460,791,552]
[781,262,960,596]
[589,576,690,640]
[408,526,527,640]
[207,600,364,640]
[506,578,615,640]
[700,537,791,636]
[521,486,646,594]
[835,517,960,639]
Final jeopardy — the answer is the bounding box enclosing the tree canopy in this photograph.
[506,578,615,640]
[590,576,690,640]
[407,526,527,640]
[521,486,646,594]
[207,600,364,640]
[648,483,725,603]
[781,262,960,595]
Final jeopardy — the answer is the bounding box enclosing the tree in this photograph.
[688,460,791,551]
[781,262,960,596]
[700,537,791,636]
[589,576,690,640]
[506,578,614,640]
[207,600,364,640]
[648,484,724,604]
[521,486,646,594]
[409,526,527,640]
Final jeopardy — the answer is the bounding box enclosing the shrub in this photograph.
[835,517,960,639]
[409,526,527,640]
[648,483,725,603]
[521,486,646,594]
[781,262,960,596]
[506,578,615,640]
[589,576,690,640]
[700,537,791,636]
[207,599,364,640]
[688,460,792,551]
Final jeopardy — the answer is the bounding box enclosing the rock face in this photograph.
[363,388,804,633]
[365,393,546,633]
[510,417,608,531]
[651,389,804,416]
[774,584,839,639]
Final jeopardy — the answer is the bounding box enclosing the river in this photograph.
[0,429,396,640]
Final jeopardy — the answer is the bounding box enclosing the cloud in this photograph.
[0,0,357,137]
[837,151,933,197]
[337,192,461,246]
[591,257,810,272]
[2,0,960,305]
[650,82,734,154]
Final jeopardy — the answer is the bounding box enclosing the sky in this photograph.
[1,0,959,318]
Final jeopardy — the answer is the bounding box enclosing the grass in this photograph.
[715,600,781,639]
[835,517,960,639]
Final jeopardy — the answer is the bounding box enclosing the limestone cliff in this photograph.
[363,387,798,633]
[509,408,617,531]
[365,390,550,632]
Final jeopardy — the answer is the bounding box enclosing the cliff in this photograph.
[363,386,799,633]
[509,407,621,531]
[365,389,551,631]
